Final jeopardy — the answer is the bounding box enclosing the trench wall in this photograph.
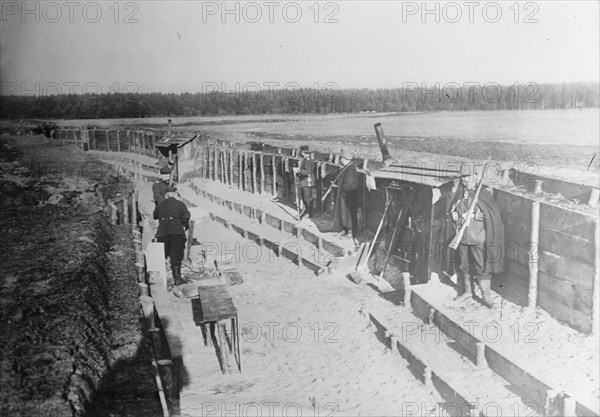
[56,128,600,335]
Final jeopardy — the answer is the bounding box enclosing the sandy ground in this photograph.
[136,178,448,416]
[130,151,599,416]
[416,280,600,411]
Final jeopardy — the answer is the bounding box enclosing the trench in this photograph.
[0,137,162,416]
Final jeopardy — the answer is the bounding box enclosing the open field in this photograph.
[3,109,599,185]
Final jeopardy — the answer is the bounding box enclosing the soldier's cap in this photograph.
[165,187,178,193]
[159,166,172,174]
[300,145,309,152]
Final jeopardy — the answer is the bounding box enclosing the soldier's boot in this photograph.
[172,265,185,286]
[478,279,494,308]
[306,201,314,218]
[453,273,472,302]
[166,276,175,291]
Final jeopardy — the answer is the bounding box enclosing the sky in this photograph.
[1,1,599,95]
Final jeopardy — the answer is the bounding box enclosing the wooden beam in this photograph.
[122,197,129,224]
[221,148,226,183]
[259,153,265,194]
[593,218,600,335]
[589,188,599,207]
[131,191,137,226]
[244,151,249,191]
[185,220,196,262]
[212,146,217,181]
[228,149,233,186]
[116,130,121,152]
[528,201,540,309]
[238,150,242,189]
[272,154,277,197]
[251,152,257,194]
[106,130,110,151]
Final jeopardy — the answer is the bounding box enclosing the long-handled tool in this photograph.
[376,206,404,280]
[292,169,301,221]
[321,149,359,203]
[348,193,393,284]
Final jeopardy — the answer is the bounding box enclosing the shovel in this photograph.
[348,194,393,284]
[376,207,404,281]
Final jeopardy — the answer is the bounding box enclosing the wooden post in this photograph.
[109,201,118,224]
[222,149,227,184]
[224,149,229,184]
[185,220,196,262]
[244,151,249,191]
[228,149,233,186]
[206,146,211,180]
[589,188,599,207]
[106,130,110,151]
[527,201,540,309]
[282,157,289,200]
[423,367,432,387]
[139,296,156,330]
[238,150,242,189]
[220,148,225,183]
[562,393,576,417]
[592,218,600,335]
[216,148,221,182]
[534,180,543,196]
[157,360,174,402]
[122,197,129,224]
[200,145,205,179]
[272,155,277,197]
[116,130,121,152]
[316,162,323,213]
[259,153,265,194]
[131,191,138,226]
[213,147,218,181]
[91,129,96,150]
[251,152,257,194]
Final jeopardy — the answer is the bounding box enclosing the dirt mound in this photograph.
[0,136,160,416]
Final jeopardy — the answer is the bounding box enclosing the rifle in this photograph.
[448,157,491,250]
[321,164,350,202]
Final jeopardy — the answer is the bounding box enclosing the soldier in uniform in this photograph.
[293,145,315,219]
[332,148,359,243]
[448,168,505,308]
[153,166,172,205]
[153,187,191,290]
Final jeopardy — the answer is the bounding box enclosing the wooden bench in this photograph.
[192,285,241,373]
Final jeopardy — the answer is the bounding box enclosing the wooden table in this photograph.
[192,285,241,373]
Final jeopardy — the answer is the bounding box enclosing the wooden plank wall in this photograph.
[494,189,533,307]
[494,188,597,333]
[57,129,599,334]
[537,203,596,333]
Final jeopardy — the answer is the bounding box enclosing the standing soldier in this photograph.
[448,167,505,308]
[153,187,191,290]
[332,148,359,244]
[293,145,315,219]
[153,166,172,205]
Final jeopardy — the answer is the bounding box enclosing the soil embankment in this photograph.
[0,136,160,416]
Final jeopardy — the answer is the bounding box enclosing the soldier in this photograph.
[293,145,315,219]
[448,168,505,308]
[153,187,191,290]
[332,148,359,243]
[152,166,172,205]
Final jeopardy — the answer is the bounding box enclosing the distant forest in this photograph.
[1,82,598,120]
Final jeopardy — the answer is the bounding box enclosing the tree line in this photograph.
[1,82,597,120]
